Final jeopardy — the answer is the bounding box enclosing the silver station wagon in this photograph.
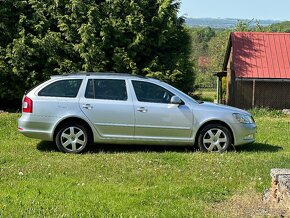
[18,73,256,153]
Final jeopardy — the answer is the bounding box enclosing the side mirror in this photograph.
[170,96,182,105]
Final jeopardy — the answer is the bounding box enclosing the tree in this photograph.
[189,26,217,89]
[266,21,290,32]
[0,0,194,103]
[189,27,215,59]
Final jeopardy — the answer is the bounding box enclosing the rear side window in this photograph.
[38,79,82,98]
[85,79,127,101]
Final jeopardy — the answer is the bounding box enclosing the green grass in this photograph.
[0,112,290,217]
[193,89,216,102]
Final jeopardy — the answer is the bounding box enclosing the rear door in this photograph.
[79,78,134,138]
[131,80,193,141]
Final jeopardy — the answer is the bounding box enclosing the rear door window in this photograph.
[38,79,82,98]
[85,79,127,101]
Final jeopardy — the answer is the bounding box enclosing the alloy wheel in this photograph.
[202,128,228,152]
[60,126,86,152]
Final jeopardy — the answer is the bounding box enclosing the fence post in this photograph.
[252,79,256,108]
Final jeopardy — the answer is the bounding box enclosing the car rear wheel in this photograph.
[197,124,232,152]
[55,123,90,153]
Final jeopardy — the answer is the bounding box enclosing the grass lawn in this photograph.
[193,89,216,102]
[0,110,290,217]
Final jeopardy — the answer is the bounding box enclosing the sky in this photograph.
[179,0,290,21]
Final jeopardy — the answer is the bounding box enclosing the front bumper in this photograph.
[232,123,257,146]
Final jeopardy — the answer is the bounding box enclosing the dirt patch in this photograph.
[208,190,289,217]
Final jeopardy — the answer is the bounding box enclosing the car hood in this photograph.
[194,101,251,115]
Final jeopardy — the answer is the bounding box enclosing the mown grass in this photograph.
[193,88,216,102]
[0,111,290,217]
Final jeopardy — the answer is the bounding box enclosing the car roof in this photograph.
[50,72,161,83]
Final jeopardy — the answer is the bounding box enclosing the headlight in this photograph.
[233,113,254,124]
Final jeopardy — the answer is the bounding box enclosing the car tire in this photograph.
[55,123,91,153]
[197,124,232,152]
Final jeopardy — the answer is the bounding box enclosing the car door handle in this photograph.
[82,104,93,110]
[137,107,147,113]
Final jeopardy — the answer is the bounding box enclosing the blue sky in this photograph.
[179,0,290,21]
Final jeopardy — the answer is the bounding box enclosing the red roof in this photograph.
[231,32,290,79]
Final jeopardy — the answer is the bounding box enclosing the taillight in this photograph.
[22,96,33,113]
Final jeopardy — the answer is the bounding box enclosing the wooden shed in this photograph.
[218,32,290,109]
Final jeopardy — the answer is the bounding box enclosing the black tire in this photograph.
[55,123,91,153]
[197,124,232,152]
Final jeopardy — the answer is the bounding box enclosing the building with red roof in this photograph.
[218,32,290,109]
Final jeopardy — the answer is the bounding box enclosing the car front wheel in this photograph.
[197,124,232,152]
[55,123,90,153]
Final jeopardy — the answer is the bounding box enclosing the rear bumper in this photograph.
[18,114,54,141]
[18,128,52,141]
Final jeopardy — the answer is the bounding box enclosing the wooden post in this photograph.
[229,69,235,106]
[218,76,222,104]
[252,79,256,108]
[216,77,220,103]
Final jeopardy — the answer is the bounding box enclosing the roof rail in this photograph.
[52,72,147,79]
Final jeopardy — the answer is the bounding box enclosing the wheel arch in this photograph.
[194,120,235,146]
[53,117,94,143]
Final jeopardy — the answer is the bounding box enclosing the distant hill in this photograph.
[185,18,281,29]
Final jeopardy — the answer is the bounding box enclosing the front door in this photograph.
[131,80,193,141]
